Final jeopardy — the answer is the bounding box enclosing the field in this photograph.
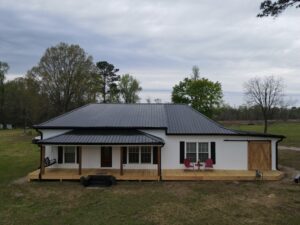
[225,122,300,147]
[0,129,300,225]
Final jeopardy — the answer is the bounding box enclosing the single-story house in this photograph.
[29,103,284,181]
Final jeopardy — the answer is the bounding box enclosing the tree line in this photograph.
[216,105,300,122]
[1,42,298,134]
[0,43,142,128]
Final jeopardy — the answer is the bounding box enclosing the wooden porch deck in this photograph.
[27,168,284,181]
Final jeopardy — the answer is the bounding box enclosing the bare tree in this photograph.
[244,76,284,133]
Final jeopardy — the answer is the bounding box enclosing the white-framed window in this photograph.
[185,142,210,163]
[127,146,154,164]
[64,146,76,163]
[186,142,197,162]
[128,146,140,163]
[141,146,152,163]
[198,143,209,162]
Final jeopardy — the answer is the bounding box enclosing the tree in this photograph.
[146,97,151,103]
[27,43,98,114]
[2,76,49,130]
[192,65,200,80]
[258,0,300,17]
[119,74,142,103]
[0,61,9,125]
[96,61,120,103]
[244,76,284,133]
[154,98,162,103]
[172,75,223,118]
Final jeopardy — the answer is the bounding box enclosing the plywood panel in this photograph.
[248,141,271,171]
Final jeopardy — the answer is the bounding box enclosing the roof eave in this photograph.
[36,141,164,146]
[165,132,285,139]
[33,126,168,130]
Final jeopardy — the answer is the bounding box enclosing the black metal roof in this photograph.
[34,103,284,138]
[37,129,165,145]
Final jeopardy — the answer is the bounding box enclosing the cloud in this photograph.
[0,0,299,105]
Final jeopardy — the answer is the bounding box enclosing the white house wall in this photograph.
[140,129,279,170]
[40,129,71,139]
[44,145,157,170]
[42,129,280,171]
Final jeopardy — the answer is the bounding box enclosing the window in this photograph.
[128,146,139,163]
[64,146,76,163]
[141,146,151,163]
[186,142,197,162]
[198,143,209,162]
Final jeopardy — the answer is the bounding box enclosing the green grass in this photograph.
[279,149,300,170]
[0,129,300,225]
[225,122,300,147]
[0,129,39,183]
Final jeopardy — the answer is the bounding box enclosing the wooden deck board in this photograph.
[27,168,284,181]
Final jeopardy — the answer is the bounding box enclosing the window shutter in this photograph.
[122,147,127,164]
[58,146,63,164]
[153,147,158,164]
[180,141,185,164]
[76,147,80,164]
[211,142,216,164]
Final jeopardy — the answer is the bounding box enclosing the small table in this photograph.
[194,162,203,170]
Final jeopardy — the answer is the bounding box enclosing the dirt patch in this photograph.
[279,165,300,182]
[12,176,28,185]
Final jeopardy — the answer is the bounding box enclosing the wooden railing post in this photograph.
[78,146,82,175]
[40,145,45,177]
[120,147,124,176]
[157,146,161,180]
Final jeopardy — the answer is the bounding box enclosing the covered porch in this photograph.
[35,129,164,180]
[27,168,284,181]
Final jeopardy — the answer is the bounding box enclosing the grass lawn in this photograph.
[279,149,300,170]
[225,122,300,147]
[0,129,300,225]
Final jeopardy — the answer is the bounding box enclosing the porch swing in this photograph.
[38,157,57,168]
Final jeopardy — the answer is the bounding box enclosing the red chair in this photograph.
[205,159,214,169]
[184,159,194,170]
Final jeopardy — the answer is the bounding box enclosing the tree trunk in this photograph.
[263,117,268,133]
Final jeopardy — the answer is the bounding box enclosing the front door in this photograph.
[101,147,112,167]
[248,141,271,171]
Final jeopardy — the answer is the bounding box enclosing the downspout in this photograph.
[275,138,283,170]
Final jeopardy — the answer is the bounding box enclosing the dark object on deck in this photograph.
[294,174,300,184]
[80,175,117,187]
[255,170,263,180]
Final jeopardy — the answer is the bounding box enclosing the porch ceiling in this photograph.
[37,129,164,146]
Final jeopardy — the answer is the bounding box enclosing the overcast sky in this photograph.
[0,0,299,106]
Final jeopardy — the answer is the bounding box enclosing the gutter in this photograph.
[276,138,284,170]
